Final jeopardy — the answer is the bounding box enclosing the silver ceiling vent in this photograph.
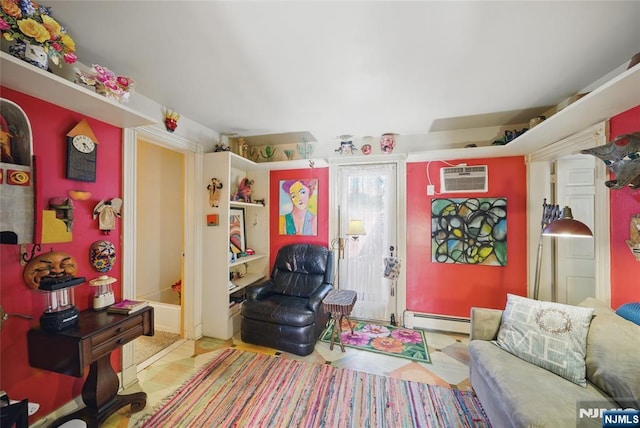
[440,165,488,193]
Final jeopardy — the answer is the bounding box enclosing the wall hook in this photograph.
[20,243,42,266]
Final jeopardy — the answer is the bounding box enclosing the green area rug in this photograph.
[320,319,431,363]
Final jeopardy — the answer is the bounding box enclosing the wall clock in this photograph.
[66,119,98,182]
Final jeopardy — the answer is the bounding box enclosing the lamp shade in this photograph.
[346,219,366,236]
[542,206,593,238]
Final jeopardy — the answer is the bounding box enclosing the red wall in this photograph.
[268,167,329,266]
[405,156,528,317]
[0,87,123,421]
[608,105,640,308]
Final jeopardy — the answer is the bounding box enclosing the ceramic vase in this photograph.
[9,40,49,70]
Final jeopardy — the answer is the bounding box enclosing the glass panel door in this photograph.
[336,162,397,322]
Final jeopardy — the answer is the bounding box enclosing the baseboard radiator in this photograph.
[403,311,470,334]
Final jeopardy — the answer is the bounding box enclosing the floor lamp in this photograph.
[330,219,366,288]
[533,199,593,301]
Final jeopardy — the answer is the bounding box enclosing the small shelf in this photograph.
[230,200,266,208]
[229,253,266,268]
[0,52,156,128]
[228,273,265,294]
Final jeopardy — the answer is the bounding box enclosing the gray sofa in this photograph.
[469,298,640,427]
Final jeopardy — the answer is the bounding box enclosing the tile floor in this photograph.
[101,328,471,427]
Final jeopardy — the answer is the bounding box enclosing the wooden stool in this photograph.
[322,289,357,352]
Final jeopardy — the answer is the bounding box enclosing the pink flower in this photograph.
[63,52,76,63]
[361,324,391,338]
[390,329,423,344]
[117,76,131,88]
[51,42,61,52]
[341,331,370,346]
[0,18,11,31]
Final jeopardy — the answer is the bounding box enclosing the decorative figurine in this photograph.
[296,140,313,159]
[336,135,358,155]
[260,145,277,162]
[214,142,231,152]
[581,132,640,189]
[163,109,180,133]
[93,198,123,234]
[207,177,223,207]
[238,137,249,158]
[232,177,254,203]
[361,144,372,155]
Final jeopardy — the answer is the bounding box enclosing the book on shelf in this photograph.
[107,299,149,314]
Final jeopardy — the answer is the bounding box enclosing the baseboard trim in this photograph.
[403,311,470,334]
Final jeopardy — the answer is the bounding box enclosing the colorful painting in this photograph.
[278,179,318,235]
[229,208,245,252]
[431,198,507,266]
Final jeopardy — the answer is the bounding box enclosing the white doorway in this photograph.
[135,139,184,333]
[121,126,202,386]
[334,162,399,323]
[554,155,596,305]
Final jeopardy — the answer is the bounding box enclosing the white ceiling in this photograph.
[48,1,640,145]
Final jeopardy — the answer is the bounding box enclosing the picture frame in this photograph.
[229,207,246,253]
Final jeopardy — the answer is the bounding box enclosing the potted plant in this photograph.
[0,0,77,69]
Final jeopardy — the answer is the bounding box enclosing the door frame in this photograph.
[527,121,610,304]
[329,154,407,323]
[121,125,203,386]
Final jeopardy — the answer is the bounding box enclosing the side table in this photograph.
[322,289,357,352]
[27,306,154,428]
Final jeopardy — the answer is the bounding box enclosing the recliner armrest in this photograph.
[308,283,333,310]
[246,280,275,301]
[470,307,503,341]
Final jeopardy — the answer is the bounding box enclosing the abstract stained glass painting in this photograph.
[431,198,507,266]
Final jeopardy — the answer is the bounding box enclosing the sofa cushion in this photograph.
[578,298,640,408]
[242,295,315,327]
[469,340,614,427]
[496,294,594,386]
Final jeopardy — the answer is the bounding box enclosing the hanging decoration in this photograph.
[207,177,223,207]
[581,132,640,189]
[93,198,123,234]
[163,109,180,132]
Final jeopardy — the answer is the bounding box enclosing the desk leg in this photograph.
[50,354,147,428]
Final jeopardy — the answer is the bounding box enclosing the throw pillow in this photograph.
[496,294,594,387]
[578,298,640,408]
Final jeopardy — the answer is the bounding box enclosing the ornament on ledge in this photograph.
[163,109,180,133]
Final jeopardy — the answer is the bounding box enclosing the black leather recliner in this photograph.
[240,243,335,356]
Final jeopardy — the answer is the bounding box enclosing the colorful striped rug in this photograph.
[137,348,491,427]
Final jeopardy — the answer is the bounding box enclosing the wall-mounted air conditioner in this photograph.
[440,165,488,193]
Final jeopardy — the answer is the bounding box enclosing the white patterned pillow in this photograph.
[496,294,595,387]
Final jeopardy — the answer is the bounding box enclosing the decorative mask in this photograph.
[163,109,180,133]
[23,251,78,290]
[380,133,396,154]
[89,240,116,272]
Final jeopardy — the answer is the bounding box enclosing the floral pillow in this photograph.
[496,294,594,386]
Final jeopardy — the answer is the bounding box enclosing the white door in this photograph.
[336,163,398,323]
[555,155,596,304]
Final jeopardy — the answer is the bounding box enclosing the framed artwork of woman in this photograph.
[279,179,318,236]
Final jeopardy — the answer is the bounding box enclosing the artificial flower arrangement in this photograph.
[75,64,135,104]
[0,0,77,66]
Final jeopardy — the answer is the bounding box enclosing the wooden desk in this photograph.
[27,307,154,427]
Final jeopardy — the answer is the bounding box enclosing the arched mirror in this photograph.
[0,98,34,245]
